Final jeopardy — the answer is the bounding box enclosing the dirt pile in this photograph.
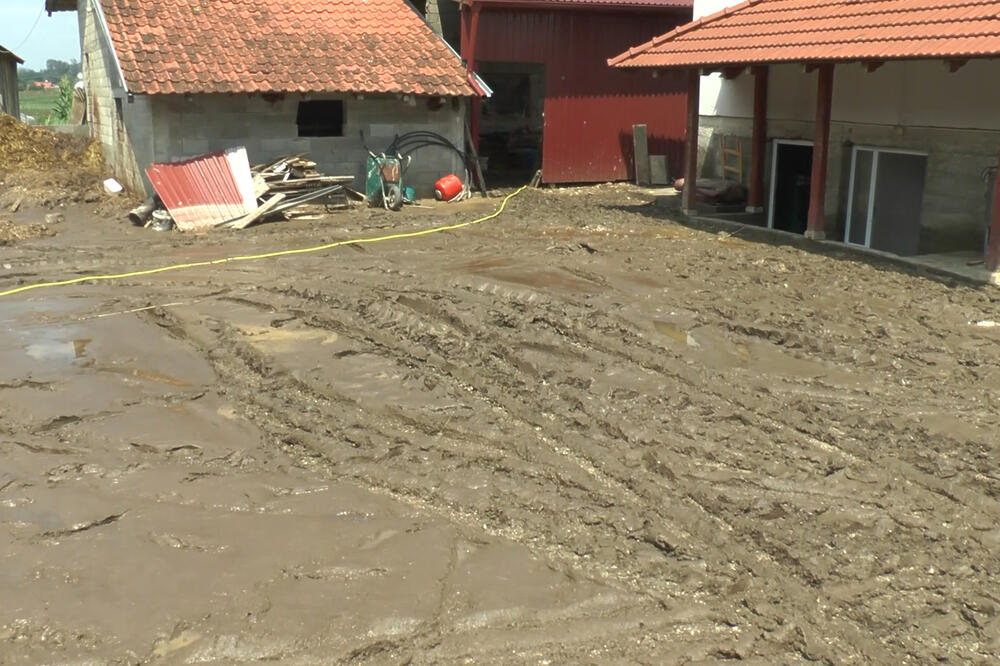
[0,113,102,172]
[0,113,124,214]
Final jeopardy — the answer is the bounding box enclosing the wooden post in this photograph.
[805,63,834,239]
[682,68,700,215]
[747,66,768,212]
[988,148,1000,273]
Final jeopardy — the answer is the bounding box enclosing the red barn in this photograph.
[460,0,692,184]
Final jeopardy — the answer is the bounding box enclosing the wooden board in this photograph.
[633,124,650,186]
[228,193,287,230]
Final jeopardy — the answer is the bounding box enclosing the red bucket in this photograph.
[434,174,463,201]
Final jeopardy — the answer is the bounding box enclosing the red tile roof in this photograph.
[471,0,690,9]
[99,0,475,96]
[610,0,1000,68]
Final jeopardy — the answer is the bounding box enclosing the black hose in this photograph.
[387,131,474,175]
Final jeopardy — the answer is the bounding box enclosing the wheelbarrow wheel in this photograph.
[386,183,403,211]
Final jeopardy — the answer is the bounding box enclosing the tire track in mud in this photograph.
[140,296,756,652]
[139,304,694,660]
[266,271,1000,662]
[232,280,906,663]
[102,204,999,662]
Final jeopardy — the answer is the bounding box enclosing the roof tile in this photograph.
[100,0,475,96]
[610,0,1000,68]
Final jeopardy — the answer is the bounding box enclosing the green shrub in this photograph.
[48,76,74,124]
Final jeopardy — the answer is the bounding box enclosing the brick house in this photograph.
[45,0,479,195]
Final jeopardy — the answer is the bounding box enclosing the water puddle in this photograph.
[652,320,700,348]
[458,255,601,294]
[24,334,90,363]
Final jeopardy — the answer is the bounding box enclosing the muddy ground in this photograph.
[2,185,1000,664]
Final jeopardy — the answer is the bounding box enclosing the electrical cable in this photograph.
[0,186,527,300]
[13,8,45,51]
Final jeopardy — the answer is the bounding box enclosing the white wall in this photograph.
[693,0,742,116]
[698,59,1000,250]
[703,58,1000,132]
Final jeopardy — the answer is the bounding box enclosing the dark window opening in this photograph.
[296,100,344,137]
[114,96,125,139]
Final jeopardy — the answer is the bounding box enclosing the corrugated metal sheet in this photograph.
[471,8,688,183]
[146,147,257,231]
[610,0,1000,69]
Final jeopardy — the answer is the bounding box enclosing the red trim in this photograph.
[471,0,690,9]
[682,68,699,213]
[466,5,483,149]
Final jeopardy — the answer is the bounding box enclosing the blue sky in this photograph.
[0,0,81,70]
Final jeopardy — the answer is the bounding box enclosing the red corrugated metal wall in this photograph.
[467,8,689,183]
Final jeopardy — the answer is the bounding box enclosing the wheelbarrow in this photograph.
[365,151,407,211]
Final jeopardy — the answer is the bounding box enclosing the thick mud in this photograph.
[3,186,1000,664]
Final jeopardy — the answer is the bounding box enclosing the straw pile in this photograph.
[0,113,103,173]
[0,218,54,245]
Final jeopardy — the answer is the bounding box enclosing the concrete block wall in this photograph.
[699,115,997,253]
[79,0,152,193]
[148,93,468,198]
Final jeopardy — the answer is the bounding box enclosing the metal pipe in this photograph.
[127,197,156,226]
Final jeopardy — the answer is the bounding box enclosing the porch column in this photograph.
[805,63,834,239]
[682,68,700,215]
[747,66,768,212]
[988,147,1000,274]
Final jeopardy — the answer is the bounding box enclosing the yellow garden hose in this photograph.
[0,186,526,299]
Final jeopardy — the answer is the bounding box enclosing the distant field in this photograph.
[18,88,61,124]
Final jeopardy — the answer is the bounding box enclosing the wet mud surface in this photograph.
[3,186,1000,663]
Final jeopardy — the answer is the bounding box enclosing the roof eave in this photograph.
[0,45,25,64]
[45,0,77,13]
[467,0,691,11]
[127,85,478,97]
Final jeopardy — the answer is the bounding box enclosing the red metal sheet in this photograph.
[469,7,689,182]
[146,148,255,231]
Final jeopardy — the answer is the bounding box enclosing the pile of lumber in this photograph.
[221,154,358,230]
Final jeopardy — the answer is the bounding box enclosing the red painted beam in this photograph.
[682,68,700,215]
[467,5,482,150]
[806,64,834,238]
[988,148,1000,272]
[747,66,768,212]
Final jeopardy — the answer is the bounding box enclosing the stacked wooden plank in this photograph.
[220,154,357,229]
